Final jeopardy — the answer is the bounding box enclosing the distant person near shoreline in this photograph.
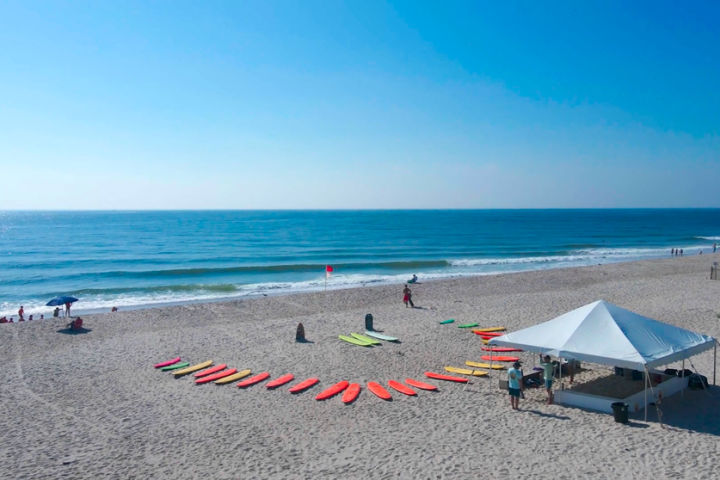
[18,306,24,321]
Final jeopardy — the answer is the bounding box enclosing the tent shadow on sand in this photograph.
[56,327,92,335]
[632,386,720,436]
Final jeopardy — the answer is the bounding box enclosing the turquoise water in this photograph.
[1,210,719,317]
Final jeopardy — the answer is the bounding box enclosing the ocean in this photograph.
[1,210,719,317]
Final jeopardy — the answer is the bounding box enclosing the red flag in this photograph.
[326,265,333,277]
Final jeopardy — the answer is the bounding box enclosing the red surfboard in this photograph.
[473,331,503,337]
[405,378,438,391]
[481,355,520,362]
[424,371,469,383]
[195,368,237,384]
[154,357,181,368]
[289,377,319,393]
[342,383,361,403]
[482,347,523,352]
[315,381,349,401]
[367,382,392,400]
[237,372,270,387]
[194,364,227,378]
[266,374,294,389]
[388,380,416,396]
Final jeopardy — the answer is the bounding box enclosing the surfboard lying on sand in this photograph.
[444,366,488,377]
[474,327,506,332]
[289,378,319,393]
[174,361,212,376]
[339,335,372,346]
[439,319,455,324]
[194,364,227,378]
[161,362,190,371]
[350,333,381,345]
[237,372,270,388]
[266,374,294,389]
[424,372,468,383]
[481,355,520,362]
[388,380,416,396]
[458,323,479,329]
[316,381,349,400]
[196,368,237,384]
[472,331,503,337]
[405,378,438,391]
[342,383,361,403]
[154,357,181,368]
[482,347,523,352]
[367,382,392,400]
[364,331,399,342]
[215,369,251,384]
[465,361,505,370]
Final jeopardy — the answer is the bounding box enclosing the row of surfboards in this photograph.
[440,322,525,355]
[339,331,398,347]
[153,357,491,401]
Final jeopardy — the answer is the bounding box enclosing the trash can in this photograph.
[365,314,374,331]
[611,402,629,424]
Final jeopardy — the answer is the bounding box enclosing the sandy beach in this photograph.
[2,253,720,480]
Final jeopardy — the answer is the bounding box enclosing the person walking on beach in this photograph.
[507,361,522,410]
[18,306,24,321]
[402,285,414,308]
[539,354,555,404]
[671,248,675,256]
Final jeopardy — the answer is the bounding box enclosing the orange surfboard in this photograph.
[289,378,319,393]
[266,374,294,389]
[315,381,349,401]
[237,372,270,387]
[388,380,416,396]
[194,364,227,378]
[195,368,237,384]
[405,378,438,391]
[342,383,361,403]
[424,371,469,383]
[481,355,519,362]
[472,331,503,337]
[367,382,392,400]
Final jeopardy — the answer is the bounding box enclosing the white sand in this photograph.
[2,254,720,479]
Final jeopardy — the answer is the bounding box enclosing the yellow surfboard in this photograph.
[480,339,490,344]
[465,361,506,370]
[350,333,381,345]
[473,327,506,333]
[215,369,251,384]
[444,366,488,377]
[174,360,212,376]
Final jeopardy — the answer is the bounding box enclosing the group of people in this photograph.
[507,354,568,410]
[671,248,684,256]
[0,302,73,324]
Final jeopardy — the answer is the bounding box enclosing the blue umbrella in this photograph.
[46,296,79,307]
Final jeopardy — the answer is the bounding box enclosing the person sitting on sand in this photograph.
[409,274,418,284]
[0,317,7,323]
[28,315,33,321]
[508,361,522,410]
[111,307,118,312]
[539,354,554,404]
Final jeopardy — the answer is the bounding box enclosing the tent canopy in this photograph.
[489,300,716,370]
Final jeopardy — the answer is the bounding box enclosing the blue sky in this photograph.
[1,1,719,209]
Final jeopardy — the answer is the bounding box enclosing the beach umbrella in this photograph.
[46,296,79,307]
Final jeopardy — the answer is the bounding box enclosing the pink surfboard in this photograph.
[154,357,181,368]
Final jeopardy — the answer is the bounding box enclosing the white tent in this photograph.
[489,300,715,370]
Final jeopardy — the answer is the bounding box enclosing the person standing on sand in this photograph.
[539,354,555,404]
[64,302,71,318]
[714,243,717,253]
[680,249,684,256]
[671,248,674,256]
[18,306,24,321]
[507,361,522,410]
[402,285,415,308]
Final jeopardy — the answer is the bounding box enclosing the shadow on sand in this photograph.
[630,386,720,435]
[56,328,92,335]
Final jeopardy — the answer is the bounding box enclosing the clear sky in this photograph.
[1,1,719,209]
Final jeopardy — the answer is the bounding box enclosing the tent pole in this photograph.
[557,356,562,406]
[714,342,717,386]
[644,367,648,422]
[681,358,685,401]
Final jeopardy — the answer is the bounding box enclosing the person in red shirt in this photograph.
[18,306,24,321]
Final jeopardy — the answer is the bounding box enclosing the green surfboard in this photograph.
[161,362,190,371]
[458,322,479,329]
[339,335,372,347]
[440,319,455,324]
[364,331,399,342]
[351,333,382,345]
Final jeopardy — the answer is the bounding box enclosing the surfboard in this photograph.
[161,362,189,371]
[215,369,251,384]
[315,381,349,401]
[439,319,455,324]
[154,357,181,368]
[444,366,488,377]
[289,378,319,393]
[474,327,506,332]
[388,380,416,396]
[342,383,361,403]
[364,331,399,342]
[195,368,237,384]
[482,347,523,352]
[457,323,479,328]
[481,355,520,362]
[465,361,506,370]
[367,382,392,400]
[350,333,381,345]
[194,364,227,378]
[405,378,438,391]
[266,374,294,389]
[339,335,372,346]
[480,339,490,344]
[424,371,468,383]
[174,360,212,376]
[237,372,270,388]
[472,331,503,337]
